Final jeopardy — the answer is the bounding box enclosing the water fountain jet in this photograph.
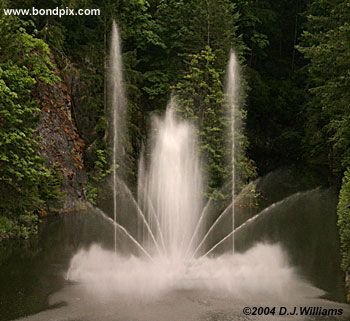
[87,204,153,260]
[198,190,316,259]
[226,50,240,254]
[138,99,204,259]
[110,21,126,252]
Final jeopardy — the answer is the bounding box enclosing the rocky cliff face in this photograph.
[36,75,86,212]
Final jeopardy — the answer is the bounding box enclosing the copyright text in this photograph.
[242,306,343,316]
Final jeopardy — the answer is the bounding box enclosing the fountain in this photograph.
[66,21,325,302]
[138,98,203,259]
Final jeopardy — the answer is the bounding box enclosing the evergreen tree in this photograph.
[299,0,350,177]
[174,47,255,198]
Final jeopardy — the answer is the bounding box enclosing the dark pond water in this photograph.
[0,214,105,320]
[0,168,349,321]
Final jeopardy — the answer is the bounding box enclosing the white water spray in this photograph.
[226,50,240,254]
[139,99,203,259]
[110,21,126,252]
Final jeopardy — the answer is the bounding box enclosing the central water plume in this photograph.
[139,99,203,259]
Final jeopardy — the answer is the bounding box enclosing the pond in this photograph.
[0,169,349,321]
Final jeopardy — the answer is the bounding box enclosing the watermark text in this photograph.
[3,7,100,18]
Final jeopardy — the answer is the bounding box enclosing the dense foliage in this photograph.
[299,0,350,178]
[174,47,255,196]
[298,0,350,281]
[0,13,60,237]
[174,47,229,196]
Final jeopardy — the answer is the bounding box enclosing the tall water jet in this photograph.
[226,50,240,254]
[139,98,203,259]
[109,21,126,252]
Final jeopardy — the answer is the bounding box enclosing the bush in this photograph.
[337,168,350,272]
[0,216,14,238]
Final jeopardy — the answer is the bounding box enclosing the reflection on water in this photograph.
[0,213,113,321]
